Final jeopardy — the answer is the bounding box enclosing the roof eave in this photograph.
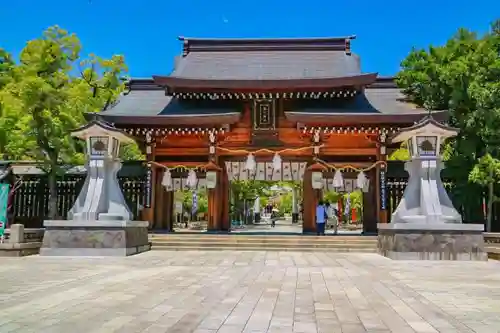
[96,113,242,126]
[152,73,378,91]
[284,110,449,125]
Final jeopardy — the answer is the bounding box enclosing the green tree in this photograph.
[177,189,208,220]
[231,180,271,220]
[388,142,410,161]
[396,20,500,228]
[469,154,500,231]
[0,26,131,218]
[0,49,17,159]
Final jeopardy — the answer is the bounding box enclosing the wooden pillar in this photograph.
[207,188,219,232]
[206,162,222,232]
[152,168,175,231]
[302,162,325,234]
[152,167,164,229]
[220,164,230,231]
[164,190,174,232]
[362,169,378,234]
[302,169,315,233]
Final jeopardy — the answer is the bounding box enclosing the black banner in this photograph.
[144,164,152,208]
[380,169,387,210]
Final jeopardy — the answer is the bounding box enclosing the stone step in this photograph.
[149,235,377,242]
[150,234,378,252]
[152,241,376,249]
[150,239,376,246]
[486,246,500,260]
[151,245,379,252]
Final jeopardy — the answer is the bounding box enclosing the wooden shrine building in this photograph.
[94,36,447,234]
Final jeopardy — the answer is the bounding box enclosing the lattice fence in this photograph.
[11,175,146,227]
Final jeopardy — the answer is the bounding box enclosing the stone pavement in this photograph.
[0,252,499,333]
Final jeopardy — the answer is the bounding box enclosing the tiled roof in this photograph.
[96,78,435,125]
[96,85,242,125]
[171,50,361,80]
[100,90,240,117]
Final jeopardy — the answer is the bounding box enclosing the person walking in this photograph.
[270,208,278,227]
[315,200,327,236]
[324,202,334,235]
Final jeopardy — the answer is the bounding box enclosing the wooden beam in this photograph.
[152,161,208,168]
[320,148,377,155]
[155,148,208,156]
[216,148,314,157]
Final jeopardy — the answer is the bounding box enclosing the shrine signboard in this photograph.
[0,184,9,237]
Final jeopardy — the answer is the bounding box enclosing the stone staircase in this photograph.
[484,233,500,260]
[149,234,378,252]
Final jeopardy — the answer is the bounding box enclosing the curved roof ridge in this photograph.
[178,36,356,42]
[179,36,356,55]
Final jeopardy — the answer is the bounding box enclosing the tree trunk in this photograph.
[487,171,493,232]
[47,170,58,219]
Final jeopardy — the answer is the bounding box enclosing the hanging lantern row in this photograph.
[161,168,199,191]
[243,152,369,191]
[322,169,368,189]
[312,169,369,192]
[244,152,282,173]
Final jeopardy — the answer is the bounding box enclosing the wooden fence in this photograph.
[11,175,146,227]
[385,176,500,229]
[3,161,499,230]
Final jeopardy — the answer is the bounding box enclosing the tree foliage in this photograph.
[0,49,16,158]
[396,20,500,227]
[388,142,410,161]
[0,26,144,218]
[232,180,271,202]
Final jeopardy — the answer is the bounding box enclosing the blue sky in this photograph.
[1,0,498,77]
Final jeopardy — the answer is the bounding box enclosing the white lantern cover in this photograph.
[71,120,133,159]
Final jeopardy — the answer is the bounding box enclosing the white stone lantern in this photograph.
[68,120,135,221]
[377,116,486,261]
[41,120,151,257]
[389,116,461,225]
[77,123,131,159]
[398,123,449,159]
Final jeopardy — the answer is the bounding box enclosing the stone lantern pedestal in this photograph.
[40,121,151,257]
[377,117,486,261]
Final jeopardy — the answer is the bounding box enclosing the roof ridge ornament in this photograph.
[345,39,351,55]
[177,36,356,53]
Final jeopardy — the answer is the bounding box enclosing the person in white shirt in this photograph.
[325,202,338,235]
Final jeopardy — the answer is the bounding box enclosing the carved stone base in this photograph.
[40,220,151,256]
[377,223,487,261]
[0,242,41,257]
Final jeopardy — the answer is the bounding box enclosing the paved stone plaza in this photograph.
[0,252,499,333]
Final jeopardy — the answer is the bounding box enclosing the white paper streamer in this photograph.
[244,153,256,172]
[272,153,282,170]
[356,171,368,189]
[333,169,344,188]
[161,168,173,190]
[186,169,198,188]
